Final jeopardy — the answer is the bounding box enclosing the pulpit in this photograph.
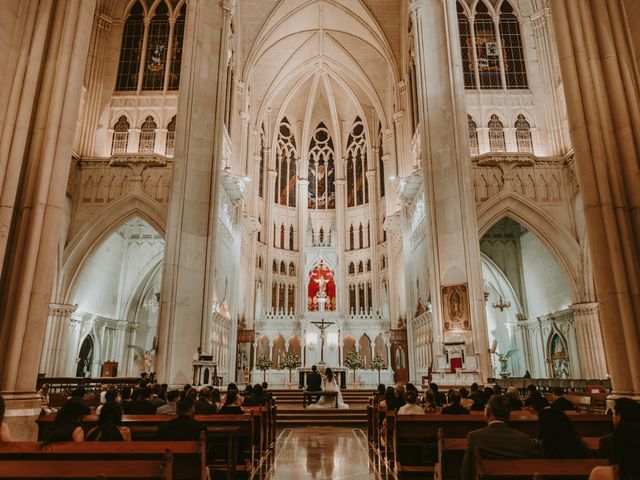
[192,360,217,386]
[101,361,118,377]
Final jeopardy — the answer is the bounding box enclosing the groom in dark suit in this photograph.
[306,365,322,402]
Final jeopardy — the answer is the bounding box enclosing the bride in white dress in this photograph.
[307,368,349,409]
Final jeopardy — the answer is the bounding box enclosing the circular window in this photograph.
[353,123,364,137]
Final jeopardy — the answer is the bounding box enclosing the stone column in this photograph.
[0,0,95,439]
[296,177,307,313]
[551,2,640,395]
[334,178,347,311]
[366,170,379,310]
[39,303,77,376]
[156,0,232,385]
[264,170,277,310]
[410,0,489,379]
[571,303,608,379]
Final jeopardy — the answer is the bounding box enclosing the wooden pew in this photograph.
[386,413,611,475]
[37,413,259,478]
[0,450,173,479]
[0,437,204,480]
[436,430,603,480]
[473,447,606,479]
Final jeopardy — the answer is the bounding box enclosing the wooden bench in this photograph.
[436,430,603,480]
[473,447,607,479]
[383,413,611,475]
[0,437,204,480]
[0,450,173,479]
[37,413,260,478]
[303,390,338,408]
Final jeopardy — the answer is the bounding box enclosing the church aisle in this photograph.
[261,427,381,479]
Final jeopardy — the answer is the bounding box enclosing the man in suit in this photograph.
[156,397,207,441]
[125,387,157,414]
[598,397,640,462]
[442,390,470,415]
[461,395,533,480]
[307,365,322,403]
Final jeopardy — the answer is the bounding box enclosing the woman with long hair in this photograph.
[85,402,131,441]
[536,408,590,458]
[41,400,85,445]
[307,367,349,409]
[589,422,640,480]
[0,395,11,442]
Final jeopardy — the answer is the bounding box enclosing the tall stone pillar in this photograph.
[156,0,232,385]
[0,0,95,439]
[39,303,78,376]
[551,2,640,396]
[334,179,347,312]
[571,303,608,380]
[409,0,489,379]
[264,170,277,311]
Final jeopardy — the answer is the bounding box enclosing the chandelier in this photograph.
[143,285,161,313]
[492,295,511,312]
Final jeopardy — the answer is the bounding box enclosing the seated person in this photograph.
[219,391,244,414]
[459,388,474,410]
[375,384,386,403]
[550,387,576,411]
[156,397,207,441]
[398,391,425,415]
[0,395,11,442]
[195,387,217,414]
[524,385,549,411]
[461,395,533,480]
[68,387,91,416]
[429,382,447,406]
[96,388,120,415]
[149,384,166,408]
[442,390,470,415]
[598,397,640,462]
[37,384,57,416]
[244,384,266,406]
[589,422,640,480]
[422,390,438,413]
[505,386,523,410]
[379,387,396,411]
[125,387,156,414]
[536,407,589,458]
[86,402,131,441]
[392,384,406,411]
[210,389,222,411]
[40,400,85,445]
[157,390,180,415]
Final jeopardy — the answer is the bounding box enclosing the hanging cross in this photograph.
[311,318,335,363]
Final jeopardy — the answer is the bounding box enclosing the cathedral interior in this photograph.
[1,0,640,441]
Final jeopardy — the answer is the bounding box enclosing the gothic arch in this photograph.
[477,193,582,302]
[60,195,167,304]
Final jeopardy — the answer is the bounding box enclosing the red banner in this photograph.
[308,266,336,311]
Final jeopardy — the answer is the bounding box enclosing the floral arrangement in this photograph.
[370,353,388,384]
[345,349,365,385]
[281,351,301,371]
[256,355,273,382]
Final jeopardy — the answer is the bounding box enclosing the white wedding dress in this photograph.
[307,375,349,409]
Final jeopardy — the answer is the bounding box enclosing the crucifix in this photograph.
[311,318,335,364]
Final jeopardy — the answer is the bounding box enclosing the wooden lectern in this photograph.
[101,361,118,377]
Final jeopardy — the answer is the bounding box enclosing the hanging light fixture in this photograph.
[492,295,511,312]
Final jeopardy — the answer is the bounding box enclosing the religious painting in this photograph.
[549,333,570,379]
[307,259,336,311]
[442,284,471,331]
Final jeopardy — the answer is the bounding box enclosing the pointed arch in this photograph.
[61,195,166,304]
[477,193,582,302]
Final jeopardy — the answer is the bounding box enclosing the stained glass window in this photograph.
[115,2,144,91]
[499,2,528,89]
[168,4,186,90]
[474,2,501,89]
[308,122,335,209]
[111,115,130,154]
[275,118,297,207]
[515,114,533,153]
[165,115,176,156]
[488,114,506,152]
[346,117,368,207]
[468,115,479,156]
[457,2,476,89]
[142,3,170,91]
[139,116,157,153]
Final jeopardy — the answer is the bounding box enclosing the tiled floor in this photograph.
[261,427,381,479]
